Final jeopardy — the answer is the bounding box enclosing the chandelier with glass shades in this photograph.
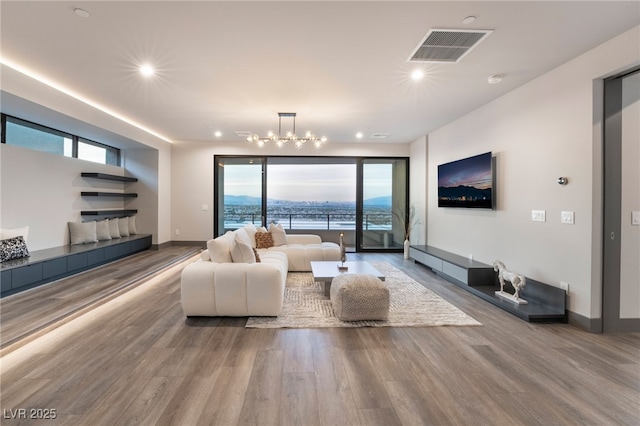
[246,112,327,149]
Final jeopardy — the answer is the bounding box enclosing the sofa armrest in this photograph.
[285,234,322,245]
[181,260,287,316]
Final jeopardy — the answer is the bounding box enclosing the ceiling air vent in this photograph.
[370,133,389,139]
[408,29,493,63]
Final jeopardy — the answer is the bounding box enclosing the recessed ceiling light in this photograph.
[462,16,476,25]
[488,74,504,84]
[139,64,155,77]
[411,70,425,80]
[214,131,222,137]
[356,132,363,139]
[74,8,90,18]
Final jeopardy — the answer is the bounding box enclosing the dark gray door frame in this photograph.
[602,68,640,333]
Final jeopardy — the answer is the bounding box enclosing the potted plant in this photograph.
[393,204,421,259]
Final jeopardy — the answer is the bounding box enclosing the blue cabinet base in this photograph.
[0,235,152,297]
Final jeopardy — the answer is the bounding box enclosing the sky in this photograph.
[437,153,492,190]
[224,163,393,202]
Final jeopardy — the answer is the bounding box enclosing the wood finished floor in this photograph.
[1,251,638,425]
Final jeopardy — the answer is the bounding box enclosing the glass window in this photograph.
[2,115,120,166]
[5,116,73,157]
[266,161,356,230]
[78,138,119,165]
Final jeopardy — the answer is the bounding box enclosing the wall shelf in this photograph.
[81,210,138,216]
[81,172,138,182]
[81,192,138,198]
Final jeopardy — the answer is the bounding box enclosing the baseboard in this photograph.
[172,240,207,248]
[568,311,603,333]
[151,240,207,250]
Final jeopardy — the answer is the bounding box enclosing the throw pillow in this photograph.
[68,221,98,245]
[96,219,112,241]
[0,226,29,244]
[230,234,256,263]
[269,223,287,246]
[243,223,257,247]
[118,216,130,237]
[108,218,121,239]
[128,216,137,235]
[253,248,261,262]
[235,227,252,247]
[0,236,30,262]
[206,231,235,263]
[255,231,274,249]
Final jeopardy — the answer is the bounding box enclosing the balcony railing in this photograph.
[223,213,393,231]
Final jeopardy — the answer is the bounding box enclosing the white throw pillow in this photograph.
[96,219,112,241]
[243,223,257,247]
[68,221,98,245]
[206,231,235,263]
[269,223,287,246]
[235,227,252,247]
[0,226,29,244]
[230,234,256,263]
[128,216,137,235]
[108,218,121,238]
[118,216,130,237]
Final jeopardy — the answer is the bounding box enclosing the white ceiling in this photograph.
[1,1,639,146]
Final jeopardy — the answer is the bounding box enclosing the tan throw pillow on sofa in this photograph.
[255,231,274,249]
[269,223,287,246]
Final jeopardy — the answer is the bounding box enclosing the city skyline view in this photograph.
[224,163,394,202]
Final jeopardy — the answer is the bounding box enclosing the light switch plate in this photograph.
[531,210,546,222]
[632,211,640,226]
[561,211,575,224]
[201,204,209,211]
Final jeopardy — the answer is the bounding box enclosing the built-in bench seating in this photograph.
[0,234,152,297]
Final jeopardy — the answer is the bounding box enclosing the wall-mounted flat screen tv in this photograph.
[438,152,494,209]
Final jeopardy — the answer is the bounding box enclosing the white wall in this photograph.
[409,136,427,245]
[427,26,640,319]
[0,144,126,251]
[171,141,410,242]
[1,65,173,245]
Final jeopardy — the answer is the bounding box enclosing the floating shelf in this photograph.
[81,192,138,198]
[81,172,138,182]
[81,210,138,216]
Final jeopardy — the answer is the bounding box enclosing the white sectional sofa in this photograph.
[181,224,340,317]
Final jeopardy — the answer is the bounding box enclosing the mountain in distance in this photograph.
[225,194,392,206]
[438,185,491,201]
[363,195,392,207]
[224,195,262,205]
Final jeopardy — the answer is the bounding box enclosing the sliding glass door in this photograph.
[214,155,408,251]
[214,157,265,236]
[359,158,408,251]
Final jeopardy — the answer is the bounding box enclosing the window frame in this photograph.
[1,114,121,166]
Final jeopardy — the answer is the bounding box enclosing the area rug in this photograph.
[245,261,482,328]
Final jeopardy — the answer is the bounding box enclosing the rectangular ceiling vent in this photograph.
[408,29,493,63]
[370,133,389,139]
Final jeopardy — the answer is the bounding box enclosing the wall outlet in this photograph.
[561,211,575,224]
[201,204,209,211]
[175,228,180,236]
[560,281,569,293]
[531,210,546,222]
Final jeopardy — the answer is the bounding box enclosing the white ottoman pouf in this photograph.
[330,274,389,321]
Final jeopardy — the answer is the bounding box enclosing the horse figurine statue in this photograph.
[493,260,528,304]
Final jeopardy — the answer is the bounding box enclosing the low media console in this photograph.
[409,245,566,322]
